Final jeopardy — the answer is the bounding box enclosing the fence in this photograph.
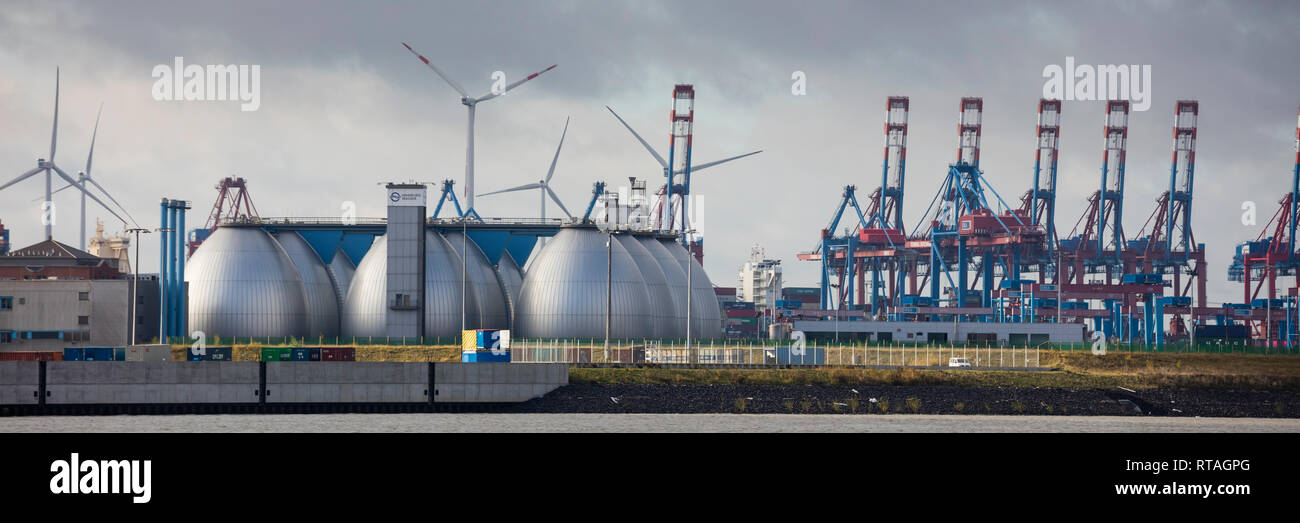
[509,339,1045,369]
[161,335,1299,357]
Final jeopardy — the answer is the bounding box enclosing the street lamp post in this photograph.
[604,230,612,360]
[684,229,696,364]
[125,228,150,346]
[461,218,467,335]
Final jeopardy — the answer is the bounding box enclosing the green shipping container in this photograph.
[261,347,294,361]
[725,317,758,326]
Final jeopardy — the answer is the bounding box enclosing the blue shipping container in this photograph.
[463,350,511,363]
[62,347,84,361]
[188,346,234,361]
[113,347,126,361]
[292,348,322,361]
[723,301,756,310]
[83,347,114,361]
[476,330,504,349]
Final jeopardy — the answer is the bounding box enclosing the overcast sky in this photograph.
[2,0,1298,304]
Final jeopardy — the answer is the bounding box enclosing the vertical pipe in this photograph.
[158,199,168,342]
[167,204,178,338]
[177,202,186,338]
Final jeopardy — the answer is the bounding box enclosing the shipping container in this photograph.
[77,347,114,361]
[462,350,511,362]
[189,346,233,361]
[783,287,819,297]
[63,347,84,361]
[125,345,170,362]
[714,287,737,296]
[261,347,294,361]
[113,347,126,361]
[1162,296,1192,307]
[291,348,322,361]
[321,347,355,361]
[722,301,756,310]
[0,351,63,361]
[1193,325,1249,339]
[900,295,934,307]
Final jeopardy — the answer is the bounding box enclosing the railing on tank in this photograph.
[218,216,388,226]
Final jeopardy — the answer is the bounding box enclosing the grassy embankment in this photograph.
[571,351,1300,391]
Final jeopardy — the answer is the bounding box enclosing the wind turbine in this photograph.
[401,41,557,212]
[45,104,138,250]
[0,68,126,242]
[479,117,572,222]
[604,105,761,232]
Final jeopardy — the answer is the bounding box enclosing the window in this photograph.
[0,297,11,310]
[137,315,146,325]
[78,291,89,301]
[0,331,12,343]
[78,316,90,326]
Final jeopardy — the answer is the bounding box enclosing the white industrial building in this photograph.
[737,245,781,310]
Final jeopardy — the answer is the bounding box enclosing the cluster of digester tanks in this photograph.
[184,223,721,341]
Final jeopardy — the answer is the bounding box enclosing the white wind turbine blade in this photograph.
[545,185,572,218]
[49,68,60,162]
[674,150,763,174]
[85,103,102,176]
[86,176,137,226]
[479,182,541,197]
[401,42,469,98]
[544,117,569,183]
[1,167,44,192]
[51,164,125,223]
[34,180,77,201]
[605,106,667,168]
[474,64,557,103]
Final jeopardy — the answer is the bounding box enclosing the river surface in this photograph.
[3,414,1299,432]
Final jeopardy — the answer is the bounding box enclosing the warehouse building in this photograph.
[0,239,158,350]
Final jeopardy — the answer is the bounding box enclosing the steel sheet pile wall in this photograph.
[0,361,568,408]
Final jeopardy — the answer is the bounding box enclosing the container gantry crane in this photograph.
[1227,105,1300,345]
[1128,101,1209,339]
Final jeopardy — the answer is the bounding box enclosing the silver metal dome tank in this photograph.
[515,225,652,339]
[443,230,509,330]
[273,231,340,337]
[341,232,482,339]
[186,226,308,338]
[495,251,524,329]
[641,235,689,339]
[659,236,722,339]
[618,233,676,339]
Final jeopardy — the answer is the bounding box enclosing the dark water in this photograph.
[3,414,1298,432]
